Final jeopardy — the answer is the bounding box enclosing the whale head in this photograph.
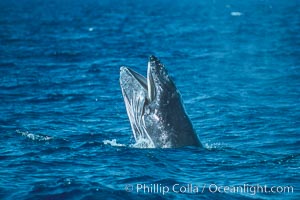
[120,55,201,148]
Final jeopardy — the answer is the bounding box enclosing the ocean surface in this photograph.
[0,0,299,199]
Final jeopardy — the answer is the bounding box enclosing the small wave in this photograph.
[16,130,53,141]
[103,139,126,147]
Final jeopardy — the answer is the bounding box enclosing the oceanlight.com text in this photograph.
[124,183,294,196]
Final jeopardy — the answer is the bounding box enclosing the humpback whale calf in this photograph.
[120,55,201,148]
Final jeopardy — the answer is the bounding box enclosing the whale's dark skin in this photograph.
[120,55,201,148]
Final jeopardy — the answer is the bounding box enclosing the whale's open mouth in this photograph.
[120,55,166,104]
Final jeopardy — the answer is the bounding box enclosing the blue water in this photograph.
[0,0,299,199]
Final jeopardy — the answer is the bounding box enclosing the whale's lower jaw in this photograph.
[120,55,201,148]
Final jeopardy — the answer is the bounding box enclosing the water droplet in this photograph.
[146,108,150,115]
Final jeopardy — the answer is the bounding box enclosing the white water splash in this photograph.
[204,142,224,150]
[231,11,243,16]
[16,130,53,141]
[103,139,126,147]
[103,137,156,148]
[131,138,155,148]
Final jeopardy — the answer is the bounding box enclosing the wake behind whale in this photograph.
[120,56,201,148]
